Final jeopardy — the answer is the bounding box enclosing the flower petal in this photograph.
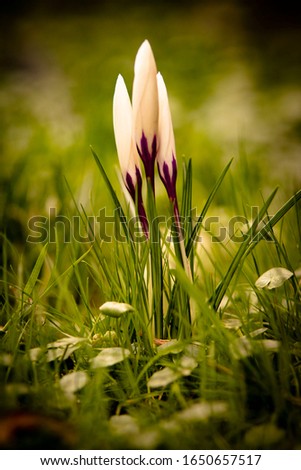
[157,72,176,166]
[132,40,158,171]
[157,72,177,199]
[113,74,140,186]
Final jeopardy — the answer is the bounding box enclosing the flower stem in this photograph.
[146,178,163,339]
[137,197,149,238]
[171,196,194,338]
[172,197,192,283]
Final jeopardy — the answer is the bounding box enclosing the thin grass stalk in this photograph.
[186,158,233,257]
[210,188,279,311]
[180,158,194,273]
[91,148,134,248]
[164,159,233,335]
[0,235,13,322]
[146,178,163,340]
[171,199,193,338]
[211,188,301,311]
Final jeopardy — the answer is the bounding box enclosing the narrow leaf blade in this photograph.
[24,243,48,297]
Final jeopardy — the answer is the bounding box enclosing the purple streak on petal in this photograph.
[137,200,149,238]
[125,168,149,238]
[138,133,151,165]
[135,165,149,237]
[159,154,177,201]
[151,135,157,161]
[135,165,142,192]
[137,132,157,190]
[125,172,136,201]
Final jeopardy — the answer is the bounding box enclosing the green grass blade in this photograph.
[180,158,193,245]
[165,159,233,335]
[42,246,93,298]
[250,189,301,246]
[23,243,48,298]
[186,158,233,256]
[146,179,163,339]
[90,147,131,243]
[210,188,301,311]
[210,187,279,311]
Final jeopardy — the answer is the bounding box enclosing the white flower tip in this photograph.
[113,74,131,119]
[115,73,124,86]
[156,71,176,167]
[113,74,134,178]
[157,72,168,98]
[114,74,128,100]
[134,40,157,75]
[138,39,152,56]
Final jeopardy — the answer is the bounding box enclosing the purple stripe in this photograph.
[125,168,149,237]
[135,165,142,191]
[125,166,142,196]
[137,132,157,189]
[159,154,177,201]
[138,133,151,166]
[137,201,149,237]
[125,172,136,200]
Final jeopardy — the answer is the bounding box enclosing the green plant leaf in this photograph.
[180,158,193,245]
[255,267,294,289]
[211,187,279,310]
[90,347,131,368]
[60,371,89,394]
[23,243,48,298]
[99,301,135,318]
[46,336,87,362]
[165,159,233,335]
[251,189,301,245]
[109,415,140,436]
[186,158,233,256]
[178,355,198,375]
[244,423,285,448]
[42,246,93,297]
[148,367,182,388]
[176,401,228,422]
[146,178,163,339]
[156,339,184,355]
[231,337,280,359]
[90,147,131,243]
[148,354,197,388]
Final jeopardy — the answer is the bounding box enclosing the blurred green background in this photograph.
[1,0,301,248]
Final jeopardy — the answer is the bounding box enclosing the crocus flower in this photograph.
[113,74,148,236]
[157,73,192,284]
[132,40,159,189]
[113,74,140,198]
[156,72,178,204]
